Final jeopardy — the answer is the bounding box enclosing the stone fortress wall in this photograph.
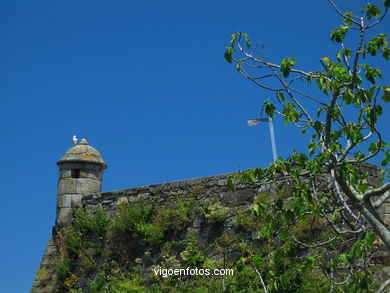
[30,140,386,292]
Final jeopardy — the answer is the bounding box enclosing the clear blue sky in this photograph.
[1,1,389,292]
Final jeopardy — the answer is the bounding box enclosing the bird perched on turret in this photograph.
[73,135,78,145]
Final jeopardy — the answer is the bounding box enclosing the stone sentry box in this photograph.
[56,138,107,226]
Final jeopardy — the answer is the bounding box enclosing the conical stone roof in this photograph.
[57,139,107,168]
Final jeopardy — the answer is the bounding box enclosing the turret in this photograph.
[56,138,107,226]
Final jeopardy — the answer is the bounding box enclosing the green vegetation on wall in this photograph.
[52,185,383,292]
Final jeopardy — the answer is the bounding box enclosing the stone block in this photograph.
[76,178,101,194]
[59,169,72,178]
[128,196,139,203]
[85,203,102,213]
[217,179,227,186]
[57,195,62,208]
[379,201,390,214]
[102,199,114,204]
[45,245,57,257]
[220,190,255,207]
[80,169,102,180]
[40,256,53,265]
[192,215,203,228]
[58,179,77,195]
[381,214,390,225]
[57,208,72,226]
[71,194,83,208]
[61,194,72,208]
[367,176,379,187]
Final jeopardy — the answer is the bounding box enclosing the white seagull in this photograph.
[73,135,78,145]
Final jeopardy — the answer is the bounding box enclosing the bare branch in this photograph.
[350,17,365,85]
[238,66,281,91]
[252,74,275,80]
[254,267,268,293]
[327,0,360,25]
[266,63,313,122]
[341,42,351,72]
[236,41,315,77]
[291,235,337,248]
[331,169,360,221]
[365,182,390,200]
[339,131,374,162]
[373,191,390,208]
[289,87,328,106]
[324,91,341,147]
[377,278,390,293]
[324,264,353,285]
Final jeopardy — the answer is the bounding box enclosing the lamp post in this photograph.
[247,117,278,163]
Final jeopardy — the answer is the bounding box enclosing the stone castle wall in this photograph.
[31,162,385,292]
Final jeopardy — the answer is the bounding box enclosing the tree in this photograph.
[225,0,390,291]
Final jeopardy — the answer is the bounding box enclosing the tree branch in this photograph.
[254,267,268,293]
[376,277,390,293]
[365,182,390,201]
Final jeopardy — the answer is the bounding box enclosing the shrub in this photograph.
[55,259,73,280]
[90,272,148,293]
[64,209,108,263]
[111,203,166,245]
[153,207,190,232]
[111,203,154,234]
[204,203,229,224]
[136,223,165,245]
[180,240,205,267]
[235,209,258,232]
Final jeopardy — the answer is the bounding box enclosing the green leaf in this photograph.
[362,4,381,20]
[342,90,355,105]
[383,47,390,60]
[339,253,352,264]
[369,142,380,154]
[316,76,329,95]
[382,150,390,166]
[365,232,376,247]
[382,86,390,102]
[276,92,286,102]
[344,48,352,58]
[330,26,349,43]
[353,241,364,258]
[358,183,369,192]
[244,33,251,49]
[252,254,262,267]
[230,32,240,47]
[336,50,341,62]
[360,276,369,290]
[385,0,390,9]
[343,11,354,24]
[354,152,365,160]
[265,102,276,117]
[306,73,312,83]
[364,64,382,83]
[283,102,299,125]
[279,227,288,240]
[280,57,296,78]
[224,47,234,63]
[284,209,294,222]
[227,176,236,191]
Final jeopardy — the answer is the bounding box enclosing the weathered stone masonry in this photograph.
[31,141,386,292]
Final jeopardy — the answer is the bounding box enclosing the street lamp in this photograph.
[247,117,278,163]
